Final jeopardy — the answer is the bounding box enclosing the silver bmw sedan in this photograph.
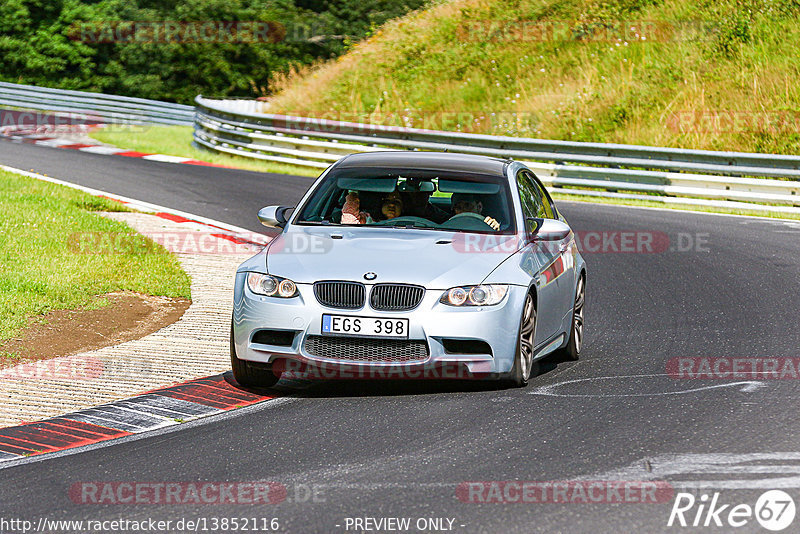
[231,152,586,387]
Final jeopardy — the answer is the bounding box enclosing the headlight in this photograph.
[247,273,298,298]
[440,284,509,306]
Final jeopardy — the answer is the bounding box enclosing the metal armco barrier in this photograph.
[193,96,800,214]
[0,82,194,126]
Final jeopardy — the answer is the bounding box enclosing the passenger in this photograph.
[379,191,403,220]
[448,193,500,230]
[341,191,371,224]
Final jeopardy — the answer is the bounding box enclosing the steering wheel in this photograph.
[439,212,497,231]
[372,216,437,228]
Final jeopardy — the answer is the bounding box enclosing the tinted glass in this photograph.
[517,170,555,219]
[295,168,515,234]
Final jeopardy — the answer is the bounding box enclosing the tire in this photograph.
[230,321,280,388]
[507,293,537,387]
[557,273,585,362]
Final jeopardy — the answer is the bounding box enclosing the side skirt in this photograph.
[533,334,566,361]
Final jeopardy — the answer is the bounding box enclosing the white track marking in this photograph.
[581,452,800,489]
[528,373,766,397]
[141,154,193,163]
[76,145,126,155]
[34,139,80,147]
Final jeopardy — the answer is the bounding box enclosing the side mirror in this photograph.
[257,206,293,228]
[526,218,571,242]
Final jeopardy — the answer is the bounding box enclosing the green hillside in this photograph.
[269,0,800,154]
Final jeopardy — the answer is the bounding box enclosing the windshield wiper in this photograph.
[386,224,439,231]
[297,220,335,226]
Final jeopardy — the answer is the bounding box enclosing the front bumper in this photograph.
[232,273,527,377]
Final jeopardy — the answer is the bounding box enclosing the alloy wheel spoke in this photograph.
[575,287,585,309]
[522,320,535,336]
[519,296,536,379]
[572,279,585,353]
[521,349,532,375]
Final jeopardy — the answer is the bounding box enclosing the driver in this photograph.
[402,190,450,223]
[448,193,501,231]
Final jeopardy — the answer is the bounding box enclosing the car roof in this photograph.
[333,151,511,176]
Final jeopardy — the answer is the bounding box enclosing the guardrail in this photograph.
[199,96,791,214]
[0,82,195,126]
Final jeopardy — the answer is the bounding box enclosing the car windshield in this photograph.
[294,167,516,234]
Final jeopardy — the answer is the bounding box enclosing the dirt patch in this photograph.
[0,292,190,368]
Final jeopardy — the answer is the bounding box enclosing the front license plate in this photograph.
[321,314,409,339]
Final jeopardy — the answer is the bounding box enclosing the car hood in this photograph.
[265,226,521,289]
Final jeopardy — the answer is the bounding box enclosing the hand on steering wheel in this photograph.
[484,216,500,231]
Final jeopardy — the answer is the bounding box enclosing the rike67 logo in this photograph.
[668,490,796,531]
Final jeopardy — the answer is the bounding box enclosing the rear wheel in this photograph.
[508,293,536,387]
[557,274,585,362]
[230,321,280,388]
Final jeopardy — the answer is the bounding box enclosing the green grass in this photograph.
[89,125,320,177]
[269,0,800,155]
[0,169,191,355]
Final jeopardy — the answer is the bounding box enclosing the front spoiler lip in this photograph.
[249,340,495,373]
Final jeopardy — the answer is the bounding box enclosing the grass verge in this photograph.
[0,169,192,359]
[89,125,321,177]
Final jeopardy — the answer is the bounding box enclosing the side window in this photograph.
[539,182,557,219]
[517,171,554,219]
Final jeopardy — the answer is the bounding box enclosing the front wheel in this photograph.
[557,274,585,362]
[508,293,536,387]
[230,321,280,388]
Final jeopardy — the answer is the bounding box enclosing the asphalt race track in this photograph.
[2,140,800,533]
